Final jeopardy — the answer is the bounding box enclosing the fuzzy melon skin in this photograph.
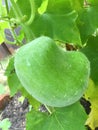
[14,36,90,107]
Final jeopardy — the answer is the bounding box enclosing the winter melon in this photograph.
[14,36,90,107]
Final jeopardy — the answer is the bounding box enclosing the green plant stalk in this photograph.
[5,0,17,44]
[10,0,35,25]
[21,0,36,41]
[10,0,23,20]
[44,105,52,115]
[5,0,9,15]
[25,0,35,25]
[5,0,22,45]
[10,0,35,42]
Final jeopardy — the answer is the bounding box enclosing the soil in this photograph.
[0,93,29,130]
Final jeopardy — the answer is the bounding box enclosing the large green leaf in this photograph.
[30,11,81,45]
[81,36,98,85]
[15,36,90,107]
[30,0,81,45]
[46,0,72,14]
[26,102,87,130]
[9,0,82,45]
[77,5,98,43]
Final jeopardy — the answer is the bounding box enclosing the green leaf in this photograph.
[46,0,72,14]
[16,0,31,21]
[0,118,11,130]
[28,0,82,45]
[70,0,84,11]
[15,36,90,107]
[34,0,43,8]
[30,11,81,45]
[8,73,22,96]
[77,5,98,43]
[8,72,40,108]
[5,58,19,99]
[81,36,98,85]
[26,102,87,130]
[5,57,40,109]
[18,95,25,103]
[5,57,15,77]
[9,0,82,44]
[47,0,84,13]
[19,87,41,110]
[5,57,22,96]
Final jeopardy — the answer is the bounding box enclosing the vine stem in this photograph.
[5,0,17,43]
[44,105,52,115]
[5,0,9,14]
[10,0,23,19]
[10,0,35,25]
[10,0,35,42]
[25,0,35,25]
[4,0,23,45]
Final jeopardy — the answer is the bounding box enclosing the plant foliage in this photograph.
[0,0,98,129]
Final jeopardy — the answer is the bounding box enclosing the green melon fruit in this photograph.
[14,36,90,107]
